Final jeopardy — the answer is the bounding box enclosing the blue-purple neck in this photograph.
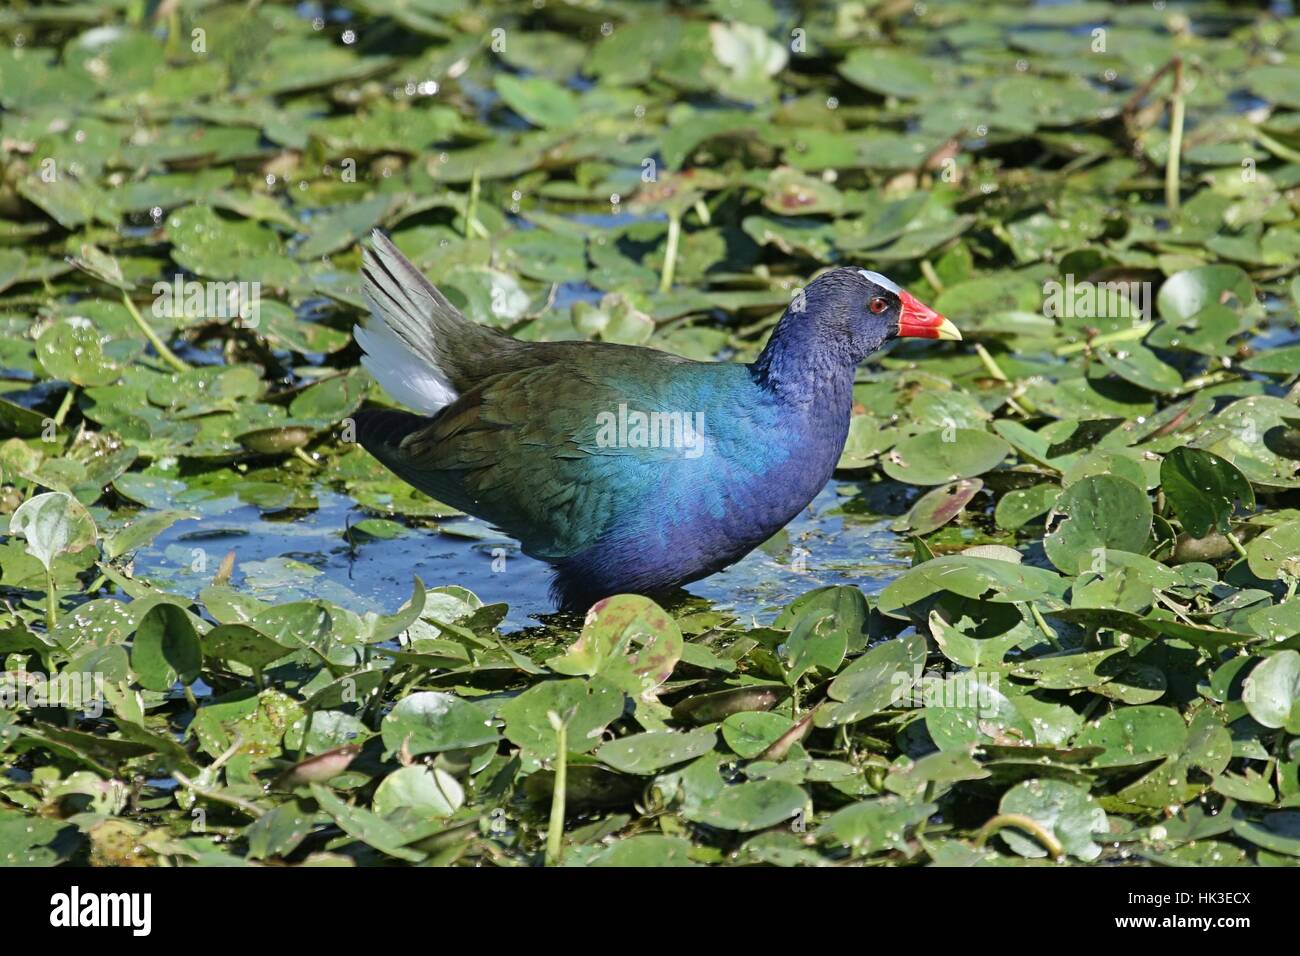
[751,315,857,414]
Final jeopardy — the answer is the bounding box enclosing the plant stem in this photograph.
[914,782,937,839]
[975,343,1035,415]
[1255,129,1300,165]
[920,259,944,294]
[173,771,265,819]
[1165,58,1185,215]
[973,813,1065,860]
[122,290,190,373]
[974,343,1008,382]
[545,716,568,867]
[465,167,488,239]
[296,706,315,761]
[1054,323,1153,356]
[52,385,76,429]
[1029,603,1063,652]
[45,569,58,632]
[293,447,319,469]
[1226,531,1249,561]
[659,211,681,293]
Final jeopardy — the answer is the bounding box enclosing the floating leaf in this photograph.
[131,604,203,691]
[548,595,683,702]
[882,429,1009,486]
[9,492,98,572]
[1043,475,1152,573]
[684,780,805,832]
[997,779,1108,862]
[1243,651,1300,731]
[596,729,717,774]
[1160,446,1254,537]
[380,691,499,757]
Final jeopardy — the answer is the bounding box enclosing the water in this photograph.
[132,481,908,630]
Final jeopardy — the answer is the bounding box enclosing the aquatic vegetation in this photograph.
[1,0,1299,867]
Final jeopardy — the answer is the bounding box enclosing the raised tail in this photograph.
[354,230,516,415]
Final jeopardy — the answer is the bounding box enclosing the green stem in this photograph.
[296,706,315,761]
[52,385,76,429]
[1054,323,1153,356]
[914,782,937,839]
[1165,58,1185,215]
[920,259,944,294]
[1078,695,1106,725]
[465,167,488,239]
[1283,575,1297,604]
[1174,370,1232,395]
[165,4,182,59]
[1029,603,1063,652]
[292,447,320,470]
[974,343,1008,382]
[45,568,58,632]
[364,666,399,730]
[975,343,1036,415]
[173,771,265,819]
[659,211,681,294]
[1255,129,1300,165]
[545,715,568,867]
[1226,531,1249,561]
[122,290,190,373]
[974,813,1064,860]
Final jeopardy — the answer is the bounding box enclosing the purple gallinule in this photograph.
[353,232,959,611]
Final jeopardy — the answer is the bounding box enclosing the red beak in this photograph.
[897,291,961,340]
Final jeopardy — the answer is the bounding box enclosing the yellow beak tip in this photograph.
[935,318,963,342]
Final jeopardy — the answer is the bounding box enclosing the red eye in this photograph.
[868,297,888,314]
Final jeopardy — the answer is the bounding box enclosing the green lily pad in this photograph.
[372,765,464,819]
[1043,475,1152,573]
[720,712,793,759]
[547,594,683,702]
[131,603,203,691]
[498,678,625,768]
[8,492,98,572]
[1242,651,1300,731]
[1247,520,1300,581]
[36,320,124,387]
[895,478,983,535]
[380,691,499,757]
[882,429,1009,486]
[596,729,717,774]
[684,780,806,832]
[997,779,1108,862]
[1160,446,1255,538]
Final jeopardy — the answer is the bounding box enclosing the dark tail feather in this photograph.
[353,408,429,466]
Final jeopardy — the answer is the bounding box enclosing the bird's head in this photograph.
[790,267,961,364]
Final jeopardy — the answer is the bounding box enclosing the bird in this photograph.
[352,230,960,612]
